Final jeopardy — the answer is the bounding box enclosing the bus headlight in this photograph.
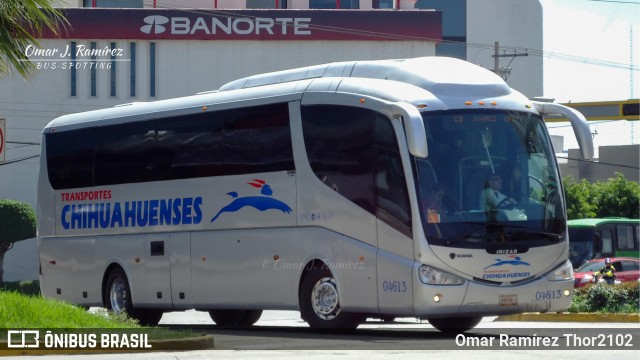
[544,259,574,281]
[418,265,466,285]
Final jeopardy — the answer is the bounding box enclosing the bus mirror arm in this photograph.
[396,102,428,158]
[533,102,594,160]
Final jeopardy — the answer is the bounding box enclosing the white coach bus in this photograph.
[38,57,593,331]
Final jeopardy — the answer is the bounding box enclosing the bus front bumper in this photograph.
[413,276,574,318]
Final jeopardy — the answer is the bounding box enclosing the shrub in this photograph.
[570,282,640,313]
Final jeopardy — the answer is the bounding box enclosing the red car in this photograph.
[574,257,640,288]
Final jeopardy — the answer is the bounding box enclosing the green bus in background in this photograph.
[568,218,640,268]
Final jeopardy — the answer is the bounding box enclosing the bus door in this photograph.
[168,232,191,309]
[143,233,192,308]
[375,118,415,314]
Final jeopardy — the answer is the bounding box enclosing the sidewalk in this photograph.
[495,312,640,323]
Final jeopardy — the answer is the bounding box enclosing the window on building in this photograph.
[309,0,359,8]
[372,0,394,9]
[339,0,359,8]
[246,0,282,8]
[83,0,143,7]
[90,42,97,97]
[70,42,77,97]
[110,42,116,97]
[130,42,136,97]
[309,0,338,9]
[149,42,156,97]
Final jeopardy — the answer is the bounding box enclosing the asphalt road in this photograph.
[7,310,640,359]
[159,310,640,350]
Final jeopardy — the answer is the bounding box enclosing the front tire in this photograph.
[427,316,482,333]
[299,265,361,329]
[103,267,163,326]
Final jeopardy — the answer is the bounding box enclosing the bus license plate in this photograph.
[499,294,518,306]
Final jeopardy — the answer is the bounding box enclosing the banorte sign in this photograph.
[37,9,442,42]
[139,15,311,36]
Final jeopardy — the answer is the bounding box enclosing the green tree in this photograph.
[563,173,640,220]
[0,0,67,78]
[0,200,36,282]
[563,176,597,220]
[593,173,640,219]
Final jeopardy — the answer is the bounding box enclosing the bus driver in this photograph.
[479,174,516,211]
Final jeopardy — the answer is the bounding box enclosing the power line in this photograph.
[0,154,40,166]
[557,155,640,169]
[587,0,639,4]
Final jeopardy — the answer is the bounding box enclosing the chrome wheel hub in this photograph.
[109,278,127,313]
[311,277,341,320]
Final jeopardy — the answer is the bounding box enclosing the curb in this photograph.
[0,334,214,356]
[495,313,640,323]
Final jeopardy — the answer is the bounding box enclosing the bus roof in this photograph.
[220,57,515,100]
[568,218,640,227]
[44,57,536,133]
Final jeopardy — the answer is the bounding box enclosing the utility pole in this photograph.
[494,41,500,78]
[492,41,528,81]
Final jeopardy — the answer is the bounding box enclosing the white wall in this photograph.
[466,0,543,98]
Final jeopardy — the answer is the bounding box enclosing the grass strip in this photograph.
[0,291,196,341]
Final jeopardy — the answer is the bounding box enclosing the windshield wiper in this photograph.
[511,231,563,242]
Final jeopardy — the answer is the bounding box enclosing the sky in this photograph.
[540,0,639,151]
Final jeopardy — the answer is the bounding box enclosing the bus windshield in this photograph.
[414,109,566,249]
[568,227,595,267]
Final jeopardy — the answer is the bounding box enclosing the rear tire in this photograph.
[427,316,482,333]
[209,310,263,327]
[299,265,362,329]
[103,267,163,326]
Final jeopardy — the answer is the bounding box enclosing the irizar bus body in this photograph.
[38,57,593,331]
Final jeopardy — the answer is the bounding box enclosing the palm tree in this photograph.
[0,0,67,78]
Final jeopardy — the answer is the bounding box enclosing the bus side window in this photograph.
[301,104,411,236]
[616,225,635,250]
[600,230,614,256]
[301,105,376,214]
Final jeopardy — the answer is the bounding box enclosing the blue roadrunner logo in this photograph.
[484,255,530,270]
[210,179,292,222]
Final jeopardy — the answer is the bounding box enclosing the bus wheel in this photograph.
[103,267,163,326]
[299,266,361,329]
[239,310,263,326]
[209,310,263,327]
[133,309,164,327]
[427,316,482,333]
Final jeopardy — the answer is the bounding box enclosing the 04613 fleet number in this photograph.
[382,280,407,293]
[535,290,562,300]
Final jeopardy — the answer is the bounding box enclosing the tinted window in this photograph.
[46,103,293,189]
[301,105,410,235]
[302,105,375,213]
[94,122,157,185]
[46,128,95,189]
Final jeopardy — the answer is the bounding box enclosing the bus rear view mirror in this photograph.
[533,101,594,160]
[396,102,428,158]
